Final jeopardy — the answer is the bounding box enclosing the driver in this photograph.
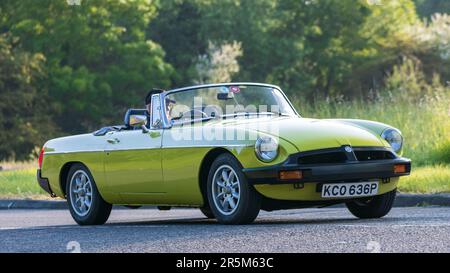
[165,97,176,123]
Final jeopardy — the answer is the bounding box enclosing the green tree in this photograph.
[3,0,174,133]
[148,0,210,86]
[149,0,423,99]
[0,34,53,160]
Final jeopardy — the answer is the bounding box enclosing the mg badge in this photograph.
[344,146,353,153]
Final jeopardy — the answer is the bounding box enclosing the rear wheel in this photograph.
[346,190,396,219]
[66,164,112,225]
[207,154,261,224]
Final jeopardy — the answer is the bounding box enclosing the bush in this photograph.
[430,140,450,164]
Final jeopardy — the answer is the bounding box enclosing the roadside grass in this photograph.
[398,165,450,194]
[0,168,49,199]
[0,161,36,171]
[0,165,448,199]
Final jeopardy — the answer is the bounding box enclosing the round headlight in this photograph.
[381,128,403,153]
[255,136,279,162]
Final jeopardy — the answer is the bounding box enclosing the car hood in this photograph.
[212,116,386,152]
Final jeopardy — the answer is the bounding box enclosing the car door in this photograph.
[104,129,164,203]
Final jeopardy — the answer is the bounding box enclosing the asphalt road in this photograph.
[0,206,449,253]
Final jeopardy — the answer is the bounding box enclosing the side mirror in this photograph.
[124,109,149,132]
[129,114,147,127]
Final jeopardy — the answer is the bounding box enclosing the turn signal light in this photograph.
[279,170,303,180]
[394,164,407,174]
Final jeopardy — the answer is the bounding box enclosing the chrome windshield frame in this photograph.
[160,83,301,129]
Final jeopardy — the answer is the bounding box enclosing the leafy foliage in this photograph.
[0,34,52,160]
[194,41,243,84]
[2,0,174,135]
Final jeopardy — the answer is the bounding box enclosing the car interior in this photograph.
[92,109,148,136]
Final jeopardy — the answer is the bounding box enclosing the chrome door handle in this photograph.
[107,138,120,144]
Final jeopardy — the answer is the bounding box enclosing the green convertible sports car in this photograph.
[37,83,411,225]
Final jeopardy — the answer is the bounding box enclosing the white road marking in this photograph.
[338,223,450,228]
[0,216,208,231]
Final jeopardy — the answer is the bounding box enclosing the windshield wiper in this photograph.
[272,112,292,117]
[220,112,269,118]
[171,116,216,126]
[220,112,292,119]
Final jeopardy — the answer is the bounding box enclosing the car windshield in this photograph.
[164,85,297,124]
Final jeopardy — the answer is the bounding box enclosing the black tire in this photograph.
[199,206,215,219]
[66,163,112,225]
[207,154,261,224]
[346,190,396,219]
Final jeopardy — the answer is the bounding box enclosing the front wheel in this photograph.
[66,164,112,225]
[346,190,396,219]
[207,154,261,224]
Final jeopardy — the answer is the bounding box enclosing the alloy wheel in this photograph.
[211,165,241,215]
[69,170,93,217]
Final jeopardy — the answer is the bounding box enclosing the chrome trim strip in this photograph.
[162,144,253,149]
[44,150,104,155]
[44,144,253,155]
[104,147,161,152]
